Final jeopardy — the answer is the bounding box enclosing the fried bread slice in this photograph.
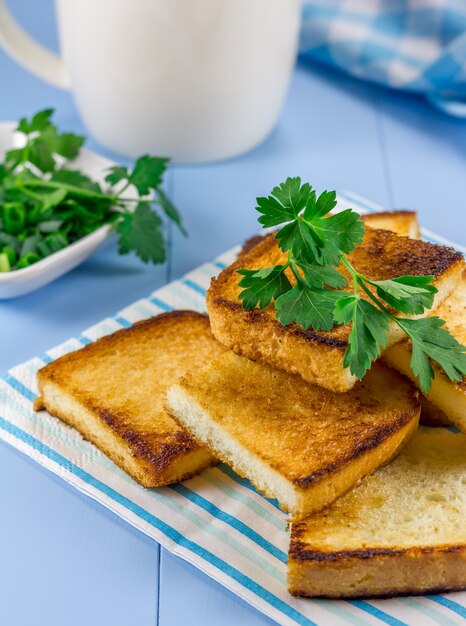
[384,278,466,433]
[167,352,420,519]
[35,311,225,487]
[208,226,464,391]
[288,428,466,598]
[239,210,420,258]
[362,210,420,238]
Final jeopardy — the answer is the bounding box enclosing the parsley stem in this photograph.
[117,181,131,197]
[340,255,359,295]
[117,197,159,204]
[290,263,304,285]
[341,253,414,340]
[11,179,118,202]
[20,187,46,202]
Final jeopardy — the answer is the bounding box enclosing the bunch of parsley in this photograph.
[0,109,184,272]
[237,177,466,393]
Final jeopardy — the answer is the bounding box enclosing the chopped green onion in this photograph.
[0,252,11,272]
[2,245,16,266]
[16,252,41,269]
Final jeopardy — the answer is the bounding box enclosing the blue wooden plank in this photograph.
[0,441,159,626]
[158,548,277,626]
[375,90,466,245]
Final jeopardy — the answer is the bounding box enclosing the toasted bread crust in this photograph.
[209,227,464,391]
[36,311,225,487]
[288,544,466,598]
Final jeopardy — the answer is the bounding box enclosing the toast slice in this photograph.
[239,210,420,258]
[384,278,466,433]
[288,428,466,598]
[208,226,464,392]
[167,352,420,519]
[35,311,226,487]
[362,210,420,238]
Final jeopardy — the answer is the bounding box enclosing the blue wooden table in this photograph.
[1,2,465,625]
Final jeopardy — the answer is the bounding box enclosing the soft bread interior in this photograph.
[40,378,215,487]
[167,385,299,512]
[167,353,420,519]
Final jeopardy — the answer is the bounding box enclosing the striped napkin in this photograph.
[0,192,464,626]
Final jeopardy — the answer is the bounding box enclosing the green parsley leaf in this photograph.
[117,203,166,263]
[156,187,186,235]
[334,295,390,379]
[275,218,320,261]
[29,139,56,173]
[128,155,169,195]
[256,177,314,227]
[296,260,346,289]
[303,189,337,219]
[268,184,364,268]
[105,166,129,187]
[310,209,365,266]
[4,148,24,169]
[40,127,84,160]
[17,108,54,134]
[237,265,291,309]
[52,168,102,193]
[397,316,466,393]
[11,110,85,173]
[367,275,437,315]
[276,282,347,331]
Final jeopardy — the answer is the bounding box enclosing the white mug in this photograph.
[0,0,301,163]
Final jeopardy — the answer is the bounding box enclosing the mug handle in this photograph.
[0,0,70,89]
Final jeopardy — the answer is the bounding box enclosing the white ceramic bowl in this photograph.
[0,122,126,298]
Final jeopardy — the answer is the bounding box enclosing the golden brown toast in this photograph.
[239,210,420,258]
[362,210,420,238]
[384,277,466,433]
[288,428,466,598]
[35,311,226,487]
[166,352,420,520]
[208,226,464,392]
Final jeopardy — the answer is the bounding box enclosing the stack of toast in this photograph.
[35,210,466,599]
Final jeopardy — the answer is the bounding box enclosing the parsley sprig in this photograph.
[0,109,184,271]
[238,178,466,393]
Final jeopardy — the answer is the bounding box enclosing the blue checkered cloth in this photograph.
[300,0,466,116]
